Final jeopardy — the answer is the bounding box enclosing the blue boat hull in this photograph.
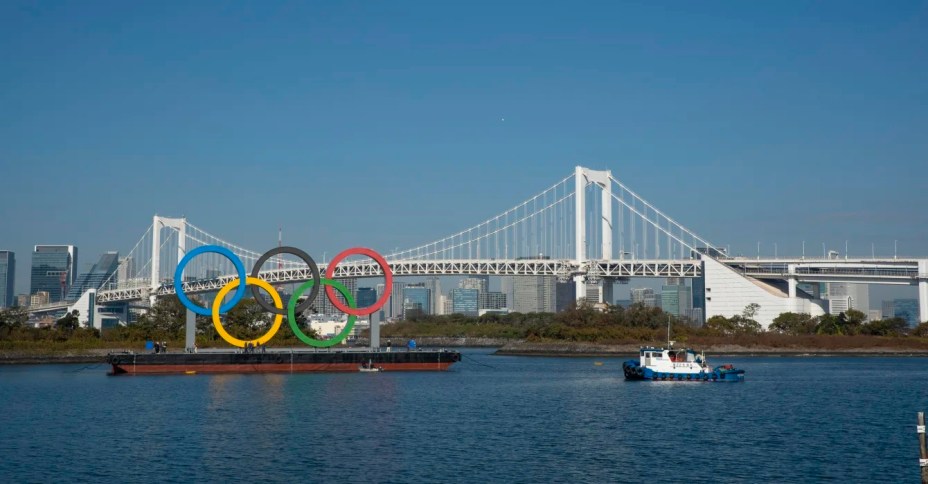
[622,360,744,382]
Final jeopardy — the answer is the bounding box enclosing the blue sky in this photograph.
[1,1,926,302]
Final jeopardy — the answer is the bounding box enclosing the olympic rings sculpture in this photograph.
[173,245,393,348]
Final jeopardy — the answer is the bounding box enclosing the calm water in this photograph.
[1,350,927,483]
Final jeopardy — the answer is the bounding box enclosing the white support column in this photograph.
[919,260,928,324]
[787,264,798,313]
[600,170,613,260]
[150,215,161,292]
[177,218,187,270]
[574,166,587,301]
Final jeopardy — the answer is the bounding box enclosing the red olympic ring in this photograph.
[325,247,393,316]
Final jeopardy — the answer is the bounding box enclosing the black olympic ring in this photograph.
[249,246,321,316]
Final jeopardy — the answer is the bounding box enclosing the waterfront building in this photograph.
[403,284,431,319]
[0,251,14,308]
[512,276,555,313]
[441,294,452,315]
[66,251,119,300]
[631,287,657,308]
[425,277,442,315]
[116,257,133,288]
[459,277,488,293]
[16,294,29,308]
[450,288,479,316]
[479,291,507,310]
[827,296,851,315]
[31,245,78,302]
[661,278,692,318]
[555,281,575,312]
[893,299,919,327]
[868,309,883,322]
[390,281,408,320]
[316,278,357,315]
[30,291,50,307]
[827,283,869,314]
[357,287,377,309]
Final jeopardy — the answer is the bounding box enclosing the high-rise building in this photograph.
[117,256,134,288]
[893,299,919,327]
[315,278,357,315]
[66,251,119,300]
[357,287,377,309]
[459,277,488,293]
[0,251,14,308]
[631,287,657,307]
[661,279,692,318]
[31,245,78,302]
[827,283,869,314]
[403,284,431,319]
[425,278,442,315]
[512,276,556,313]
[390,281,408,320]
[479,291,507,310]
[555,281,575,312]
[450,288,479,316]
[441,294,452,315]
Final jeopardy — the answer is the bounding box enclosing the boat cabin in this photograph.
[638,347,708,373]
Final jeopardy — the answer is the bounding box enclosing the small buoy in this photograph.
[185,371,196,375]
[594,362,604,366]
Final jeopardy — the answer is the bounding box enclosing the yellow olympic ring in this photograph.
[211,276,283,348]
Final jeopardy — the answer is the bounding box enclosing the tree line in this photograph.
[1,296,926,347]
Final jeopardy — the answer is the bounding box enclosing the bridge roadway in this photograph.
[30,257,927,311]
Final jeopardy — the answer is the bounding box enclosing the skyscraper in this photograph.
[660,278,692,318]
[479,291,507,310]
[425,277,442,315]
[451,288,479,316]
[0,251,14,308]
[631,287,657,307]
[66,251,119,300]
[827,283,869,314]
[403,284,431,319]
[893,299,919,327]
[512,276,556,313]
[390,281,408,320]
[357,287,377,308]
[31,245,78,302]
[459,277,488,293]
[315,277,357,315]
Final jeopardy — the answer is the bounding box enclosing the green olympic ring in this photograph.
[288,278,357,348]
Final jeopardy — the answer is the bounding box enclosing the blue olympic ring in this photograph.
[174,245,248,316]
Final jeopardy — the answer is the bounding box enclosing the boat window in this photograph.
[652,353,661,359]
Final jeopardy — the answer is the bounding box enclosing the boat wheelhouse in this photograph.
[622,345,744,382]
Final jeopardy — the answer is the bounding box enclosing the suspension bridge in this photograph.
[28,166,928,327]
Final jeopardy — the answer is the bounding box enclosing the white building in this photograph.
[701,256,826,329]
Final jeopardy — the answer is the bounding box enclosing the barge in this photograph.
[106,349,461,375]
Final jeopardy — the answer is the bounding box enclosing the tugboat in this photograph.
[622,343,745,382]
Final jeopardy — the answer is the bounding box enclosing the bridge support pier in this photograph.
[787,264,798,313]
[919,261,928,324]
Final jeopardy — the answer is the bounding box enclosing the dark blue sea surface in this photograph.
[1,350,927,483]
